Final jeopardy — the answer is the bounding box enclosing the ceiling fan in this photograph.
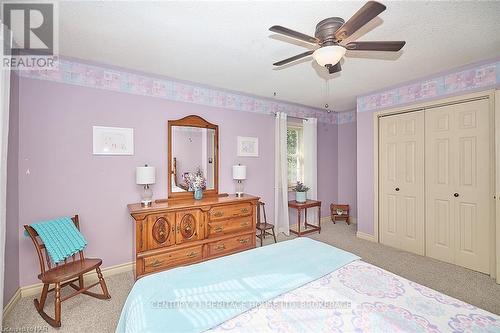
[269,1,405,74]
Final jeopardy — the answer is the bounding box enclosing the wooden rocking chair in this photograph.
[24,215,111,327]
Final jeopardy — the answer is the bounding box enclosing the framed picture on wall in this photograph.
[237,136,259,157]
[93,126,134,155]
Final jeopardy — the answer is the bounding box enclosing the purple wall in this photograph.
[337,121,357,217]
[317,122,339,217]
[356,112,374,235]
[15,77,339,286]
[4,73,20,305]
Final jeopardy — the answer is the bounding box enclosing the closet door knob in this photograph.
[395,187,400,192]
[453,193,459,197]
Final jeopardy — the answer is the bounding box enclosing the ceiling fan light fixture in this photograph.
[312,45,346,67]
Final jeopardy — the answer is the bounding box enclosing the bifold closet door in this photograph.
[379,111,425,255]
[425,99,491,274]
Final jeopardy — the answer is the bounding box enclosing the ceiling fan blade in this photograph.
[327,62,342,74]
[269,25,319,44]
[334,1,386,41]
[345,41,405,51]
[273,50,314,66]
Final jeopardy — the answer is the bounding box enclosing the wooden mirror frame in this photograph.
[167,115,219,199]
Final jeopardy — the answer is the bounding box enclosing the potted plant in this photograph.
[292,181,309,203]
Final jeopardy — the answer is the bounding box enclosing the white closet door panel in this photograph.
[425,99,491,273]
[453,100,490,274]
[379,116,401,248]
[425,105,455,263]
[398,112,425,255]
[379,112,424,254]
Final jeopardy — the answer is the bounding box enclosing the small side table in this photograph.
[288,199,321,236]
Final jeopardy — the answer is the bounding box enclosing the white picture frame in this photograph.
[237,136,259,157]
[93,126,134,155]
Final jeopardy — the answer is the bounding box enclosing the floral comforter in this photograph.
[208,260,500,333]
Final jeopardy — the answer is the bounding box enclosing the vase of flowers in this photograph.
[185,168,206,200]
[292,181,310,203]
[194,188,203,200]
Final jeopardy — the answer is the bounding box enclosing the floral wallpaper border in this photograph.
[18,59,354,124]
[337,110,356,125]
[357,59,500,113]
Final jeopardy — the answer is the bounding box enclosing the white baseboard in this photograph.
[4,261,134,315]
[356,231,377,242]
[3,287,21,317]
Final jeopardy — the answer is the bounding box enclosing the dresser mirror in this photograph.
[168,115,219,198]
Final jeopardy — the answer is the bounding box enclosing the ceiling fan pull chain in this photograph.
[324,79,330,110]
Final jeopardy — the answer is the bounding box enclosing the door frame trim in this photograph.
[495,90,500,283]
[373,89,497,279]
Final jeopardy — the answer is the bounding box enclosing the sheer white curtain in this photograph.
[274,112,289,235]
[303,118,318,223]
[0,30,11,322]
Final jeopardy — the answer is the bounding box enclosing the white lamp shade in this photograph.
[136,166,156,185]
[312,45,346,67]
[232,165,247,180]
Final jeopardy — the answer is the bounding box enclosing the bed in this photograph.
[116,238,500,333]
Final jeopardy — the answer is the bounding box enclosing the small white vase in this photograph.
[296,191,307,203]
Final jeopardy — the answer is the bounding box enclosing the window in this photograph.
[287,124,304,187]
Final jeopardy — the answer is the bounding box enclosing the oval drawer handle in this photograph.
[187,251,198,258]
[240,208,249,213]
[150,259,164,267]
[213,226,223,233]
[213,212,224,218]
[240,222,249,227]
[215,244,226,251]
[239,239,249,244]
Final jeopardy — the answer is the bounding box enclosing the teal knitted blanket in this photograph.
[29,217,87,264]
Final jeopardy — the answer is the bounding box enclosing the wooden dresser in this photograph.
[128,194,259,279]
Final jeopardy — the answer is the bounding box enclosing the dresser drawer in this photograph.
[209,203,252,222]
[207,216,252,238]
[207,233,254,257]
[143,245,203,274]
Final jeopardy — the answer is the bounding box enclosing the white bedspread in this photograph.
[208,260,500,333]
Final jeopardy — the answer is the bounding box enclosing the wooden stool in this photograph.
[256,201,277,246]
[330,204,350,225]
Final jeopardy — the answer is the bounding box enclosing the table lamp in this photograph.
[232,164,246,197]
[136,164,156,207]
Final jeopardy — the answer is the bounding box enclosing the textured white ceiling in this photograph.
[58,1,500,112]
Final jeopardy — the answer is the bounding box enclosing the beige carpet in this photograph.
[3,221,500,332]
